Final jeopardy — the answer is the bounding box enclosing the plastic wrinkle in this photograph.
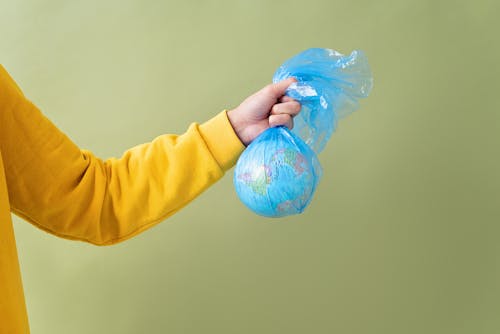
[273,48,373,153]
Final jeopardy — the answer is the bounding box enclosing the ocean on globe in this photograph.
[234,126,322,218]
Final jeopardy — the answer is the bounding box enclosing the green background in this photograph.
[2,0,500,333]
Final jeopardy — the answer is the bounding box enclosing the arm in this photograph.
[0,65,298,245]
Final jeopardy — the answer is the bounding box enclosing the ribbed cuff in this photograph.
[199,110,245,172]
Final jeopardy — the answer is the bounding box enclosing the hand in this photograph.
[227,78,301,146]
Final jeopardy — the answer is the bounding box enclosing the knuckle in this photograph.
[269,115,279,127]
[293,102,301,112]
[271,104,280,114]
[283,102,299,114]
[270,114,283,126]
[264,84,275,95]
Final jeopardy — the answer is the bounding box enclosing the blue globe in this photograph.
[234,126,322,217]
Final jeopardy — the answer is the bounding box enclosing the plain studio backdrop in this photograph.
[1,0,499,333]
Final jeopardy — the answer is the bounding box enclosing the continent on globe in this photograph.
[271,148,307,175]
[237,164,272,196]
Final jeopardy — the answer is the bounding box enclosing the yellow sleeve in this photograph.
[0,65,245,245]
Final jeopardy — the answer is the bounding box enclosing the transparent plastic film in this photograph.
[273,48,373,153]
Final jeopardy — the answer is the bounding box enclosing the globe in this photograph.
[234,126,322,217]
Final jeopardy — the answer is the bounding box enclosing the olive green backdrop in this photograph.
[1,0,499,333]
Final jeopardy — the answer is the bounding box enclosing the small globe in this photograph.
[234,126,322,217]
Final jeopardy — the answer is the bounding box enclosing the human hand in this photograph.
[227,78,301,146]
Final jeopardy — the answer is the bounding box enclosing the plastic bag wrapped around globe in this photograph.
[234,48,372,217]
[273,48,373,153]
[233,126,322,218]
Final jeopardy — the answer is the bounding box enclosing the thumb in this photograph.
[269,77,297,98]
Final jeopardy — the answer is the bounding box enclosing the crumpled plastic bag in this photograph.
[273,48,373,153]
[234,48,373,217]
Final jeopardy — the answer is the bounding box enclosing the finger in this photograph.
[269,113,294,130]
[271,101,301,117]
[279,96,296,103]
[266,77,297,99]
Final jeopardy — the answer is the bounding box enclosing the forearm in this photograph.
[0,65,244,245]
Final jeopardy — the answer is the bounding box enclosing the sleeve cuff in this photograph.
[199,110,245,172]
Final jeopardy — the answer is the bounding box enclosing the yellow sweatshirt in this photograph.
[0,65,245,333]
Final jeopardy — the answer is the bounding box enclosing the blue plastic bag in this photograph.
[234,48,372,217]
[273,48,373,153]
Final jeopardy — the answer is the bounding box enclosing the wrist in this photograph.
[227,108,249,146]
